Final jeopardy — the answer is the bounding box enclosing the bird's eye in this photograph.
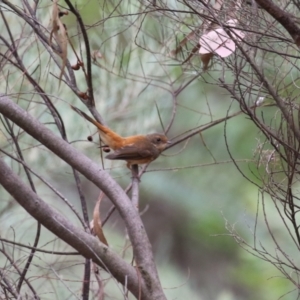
[156,137,161,142]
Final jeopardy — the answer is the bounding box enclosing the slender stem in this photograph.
[131,165,140,210]
[0,94,166,300]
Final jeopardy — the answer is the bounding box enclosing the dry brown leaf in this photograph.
[77,91,88,99]
[49,0,68,86]
[170,30,198,57]
[200,52,214,71]
[180,44,200,65]
[92,193,109,246]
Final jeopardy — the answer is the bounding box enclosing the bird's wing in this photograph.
[106,145,158,161]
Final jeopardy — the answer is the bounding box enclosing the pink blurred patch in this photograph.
[199,19,245,58]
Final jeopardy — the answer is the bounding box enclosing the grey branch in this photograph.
[0,94,166,300]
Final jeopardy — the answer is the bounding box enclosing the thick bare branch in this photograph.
[0,156,150,299]
[255,0,300,47]
[0,94,166,300]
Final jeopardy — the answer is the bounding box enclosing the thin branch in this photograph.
[255,0,300,47]
[131,165,140,210]
[0,238,79,255]
[0,94,166,300]
[64,0,94,107]
[0,156,148,299]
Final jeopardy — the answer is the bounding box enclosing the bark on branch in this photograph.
[0,156,140,295]
[255,0,300,47]
[0,94,166,300]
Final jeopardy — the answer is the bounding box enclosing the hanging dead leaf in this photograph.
[49,0,68,86]
[58,10,69,17]
[200,52,214,71]
[71,63,80,70]
[77,91,88,99]
[92,193,108,246]
[170,30,198,57]
[181,44,200,65]
[78,60,84,67]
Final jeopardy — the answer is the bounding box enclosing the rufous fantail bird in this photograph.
[71,106,171,168]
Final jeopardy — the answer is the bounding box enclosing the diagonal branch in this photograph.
[0,94,166,300]
[255,0,300,47]
[0,155,143,298]
[64,0,94,107]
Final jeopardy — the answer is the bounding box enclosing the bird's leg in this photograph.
[131,165,140,210]
[131,164,140,209]
[130,164,140,180]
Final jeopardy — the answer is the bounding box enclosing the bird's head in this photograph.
[147,133,171,152]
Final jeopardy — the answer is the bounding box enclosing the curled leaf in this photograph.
[71,59,83,70]
[71,63,80,70]
[200,52,214,71]
[58,10,69,17]
[170,30,197,57]
[49,0,68,86]
[181,44,200,65]
[77,91,88,99]
[92,193,108,246]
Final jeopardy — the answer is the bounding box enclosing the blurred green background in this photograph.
[0,0,298,299]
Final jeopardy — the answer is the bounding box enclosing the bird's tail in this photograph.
[71,105,124,149]
[70,105,109,134]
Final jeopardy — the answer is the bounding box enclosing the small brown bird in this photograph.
[71,106,171,168]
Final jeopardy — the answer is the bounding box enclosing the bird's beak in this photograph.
[167,141,172,145]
